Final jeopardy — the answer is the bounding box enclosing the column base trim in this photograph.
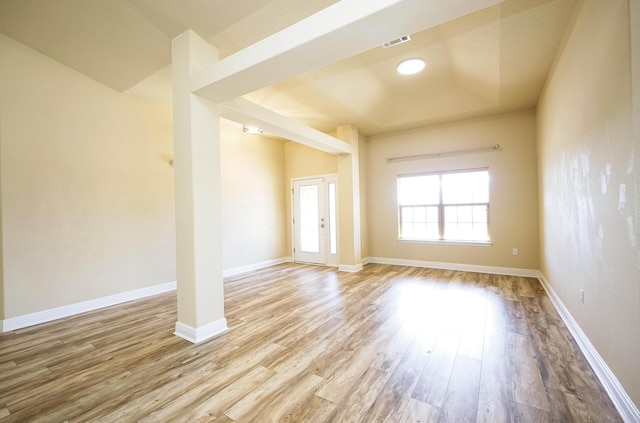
[338,263,363,272]
[174,318,228,344]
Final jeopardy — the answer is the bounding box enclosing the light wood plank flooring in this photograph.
[0,263,622,422]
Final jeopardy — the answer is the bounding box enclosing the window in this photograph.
[398,169,490,242]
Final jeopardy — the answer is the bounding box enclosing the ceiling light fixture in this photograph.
[397,58,425,75]
[242,124,263,135]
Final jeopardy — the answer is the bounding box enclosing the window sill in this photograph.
[398,238,492,247]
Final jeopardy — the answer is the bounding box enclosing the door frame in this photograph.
[291,174,338,267]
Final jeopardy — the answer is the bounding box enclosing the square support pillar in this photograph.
[337,124,362,272]
[172,30,227,343]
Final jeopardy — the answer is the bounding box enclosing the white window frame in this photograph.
[397,168,491,245]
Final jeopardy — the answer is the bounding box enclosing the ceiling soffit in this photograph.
[0,0,578,136]
[245,0,577,135]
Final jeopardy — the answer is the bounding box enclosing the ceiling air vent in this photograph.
[383,35,411,48]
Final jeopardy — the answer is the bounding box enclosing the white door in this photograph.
[292,176,338,266]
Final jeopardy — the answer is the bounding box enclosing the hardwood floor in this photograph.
[0,263,622,422]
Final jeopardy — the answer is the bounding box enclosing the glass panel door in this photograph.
[299,184,320,253]
[293,178,325,264]
[292,176,338,266]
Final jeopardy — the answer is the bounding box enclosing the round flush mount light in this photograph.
[397,58,425,75]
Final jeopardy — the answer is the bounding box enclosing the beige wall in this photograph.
[220,123,287,269]
[283,141,338,256]
[0,34,176,318]
[537,0,640,407]
[367,110,539,269]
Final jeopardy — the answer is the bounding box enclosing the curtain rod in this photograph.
[385,144,501,162]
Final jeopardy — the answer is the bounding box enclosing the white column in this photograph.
[172,30,227,343]
[337,124,362,272]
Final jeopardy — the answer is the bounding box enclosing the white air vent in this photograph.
[383,35,411,48]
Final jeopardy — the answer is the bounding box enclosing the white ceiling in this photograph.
[0,0,578,136]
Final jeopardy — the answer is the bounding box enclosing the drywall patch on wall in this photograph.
[549,147,600,282]
[619,184,627,210]
[547,129,636,298]
[600,164,611,194]
[628,216,636,246]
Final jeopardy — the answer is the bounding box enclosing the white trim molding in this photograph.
[174,319,228,344]
[1,281,177,333]
[338,263,364,272]
[367,256,539,278]
[537,272,640,423]
[223,256,293,278]
[0,256,295,334]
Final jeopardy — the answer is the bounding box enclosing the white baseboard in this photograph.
[0,257,295,333]
[174,318,228,344]
[367,256,539,277]
[1,281,177,333]
[338,263,364,272]
[223,256,293,277]
[537,272,640,423]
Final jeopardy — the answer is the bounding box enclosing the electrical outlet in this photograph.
[580,289,584,304]
[512,248,518,256]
